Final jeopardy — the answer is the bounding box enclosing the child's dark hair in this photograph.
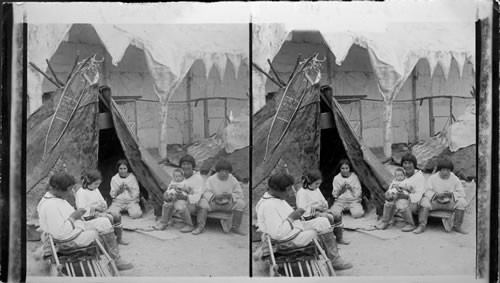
[116,159,129,171]
[172,168,184,177]
[302,169,322,189]
[81,170,102,190]
[179,155,196,168]
[436,158,454,172]
[49,172,76,192]
[215,159,233,173]
[268,173,295,192]
[394,167,405,176]
[339,158,352,171]
[400,153,418,168]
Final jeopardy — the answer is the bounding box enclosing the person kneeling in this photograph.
[193,160,246,235]
[256,173,352,271]
[38,172,133,271]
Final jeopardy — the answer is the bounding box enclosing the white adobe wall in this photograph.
[265,41,474,148]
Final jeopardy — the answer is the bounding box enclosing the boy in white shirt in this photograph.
[196,159,246,235]
[414,158,468,234]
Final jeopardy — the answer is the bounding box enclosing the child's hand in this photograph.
[71,208,87,220]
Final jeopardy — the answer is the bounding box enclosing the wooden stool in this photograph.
[429,210,455,232]
[207,211,233,233]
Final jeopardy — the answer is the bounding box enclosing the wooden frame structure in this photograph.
[261,234,336,277]
[45,235,119,277]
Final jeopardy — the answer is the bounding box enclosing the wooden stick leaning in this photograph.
[46,59,64,86]
[252,62,284,88]
[267,59,286,86]
[29,62,62,88]
[66,55,80,84]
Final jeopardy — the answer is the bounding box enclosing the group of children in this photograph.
[294,157,417,242]
[295,158,362,245]
[156,158,246,235]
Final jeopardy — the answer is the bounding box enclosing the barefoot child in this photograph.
[75,170,129,245]
[296,169,349,245]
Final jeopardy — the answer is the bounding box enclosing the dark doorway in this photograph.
[318,86,348,207]
[97,98,149,207]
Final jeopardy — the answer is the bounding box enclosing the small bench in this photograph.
[207,211,233,233]
[429,210,455,232]
[174,210,233,233]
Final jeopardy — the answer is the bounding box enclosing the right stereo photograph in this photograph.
[251,1,488,279]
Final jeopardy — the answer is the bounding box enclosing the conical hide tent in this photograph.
[27,85,100,220]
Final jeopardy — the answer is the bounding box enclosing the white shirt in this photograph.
[255,192,304,241]
[110,173,140,202]
[37,192,85,241]
[424,172,465,200]
[405,170,426,203]
[75,187,107,217]
[296,187,328,218]
[183,171,205,205]
[332,172,362,202]
[203,173,243,202]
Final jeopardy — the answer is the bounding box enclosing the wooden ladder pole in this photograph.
[29,62,61,88]
[45,59,64,86]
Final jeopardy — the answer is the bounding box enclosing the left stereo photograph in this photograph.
[26,22,250,277]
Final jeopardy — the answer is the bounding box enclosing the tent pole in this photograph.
[409,68,418,144]
[186,70,193,144]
